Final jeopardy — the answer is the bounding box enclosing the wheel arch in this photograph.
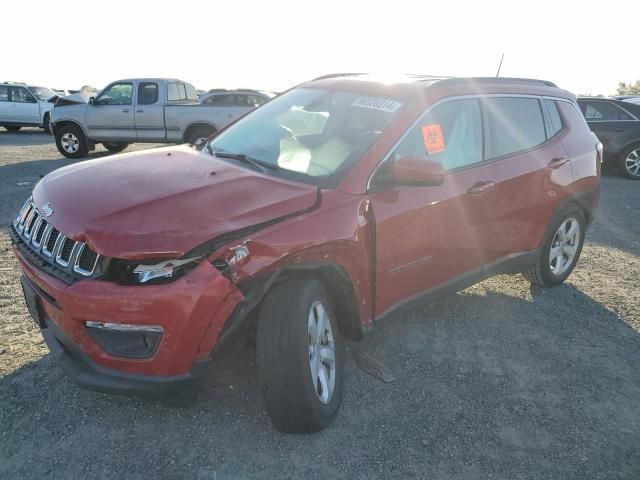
[566,186,599,227]
[182,122,218,143]
[51,119,89,139]
[275,263,363,341]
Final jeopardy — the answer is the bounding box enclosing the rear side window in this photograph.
[580,101,633,121]
[0,86,8,101]
[393,98,483,171]
[544,99,563,137]
[138,82,158,105]
[484,97,546,158]
[168,82,198,102]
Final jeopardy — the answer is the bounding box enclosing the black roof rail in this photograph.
[438,77,557,88]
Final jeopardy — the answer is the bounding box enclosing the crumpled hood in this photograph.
[32,146,318,259]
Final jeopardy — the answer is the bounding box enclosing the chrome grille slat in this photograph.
[13,199,101,278]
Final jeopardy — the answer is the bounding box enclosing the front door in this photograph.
[9,86,40,124]
[86,82,135,141]
[135,81,165,141]
[370,98,499,317]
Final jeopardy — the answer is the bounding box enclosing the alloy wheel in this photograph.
[549,217,581,276]
[61,132,79,153]
[307,300,336,404]
[625,148,640,177]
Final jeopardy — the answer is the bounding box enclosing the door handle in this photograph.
[547,157,569,169]
[136,109,144,113]
[122,109,129,113]
[466,181,495,195]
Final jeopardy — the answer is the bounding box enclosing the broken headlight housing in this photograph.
[107,257,202,285]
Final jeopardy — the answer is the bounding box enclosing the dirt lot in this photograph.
[1,128,639,479]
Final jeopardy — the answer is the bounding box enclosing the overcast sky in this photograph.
[5,0,638,95]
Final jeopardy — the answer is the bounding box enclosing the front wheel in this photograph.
[256,278,344,433]
[620,145,640,180]
[103,142,129,153]
[523,204,585,287]
[55,124,88,158]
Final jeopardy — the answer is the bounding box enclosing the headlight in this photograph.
[133,257,201,283]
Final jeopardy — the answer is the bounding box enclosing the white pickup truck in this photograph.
[50,78,258,158]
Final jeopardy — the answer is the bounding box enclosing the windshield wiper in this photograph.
[212,150,279,173]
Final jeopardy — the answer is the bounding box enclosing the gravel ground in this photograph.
[1,128,639,479]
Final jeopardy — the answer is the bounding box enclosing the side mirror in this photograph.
[393,156,445,187]
[89,96,95,105]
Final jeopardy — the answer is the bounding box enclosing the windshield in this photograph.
[207,88,402,180]
[29,86,56,101]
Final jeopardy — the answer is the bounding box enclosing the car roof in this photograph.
[302,73,573,101]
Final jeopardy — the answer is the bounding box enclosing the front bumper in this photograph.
[42,315,210,397]
[14,244,245,389]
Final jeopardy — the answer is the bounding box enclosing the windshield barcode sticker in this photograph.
[351,97,402,113]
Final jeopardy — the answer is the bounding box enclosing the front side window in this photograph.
[581,101,633,121]
[138,82,159,105]
[484,97,546,158]
[207,88,402,180]
[392,98,483,171]
[95,83,133,105]
[10,87,37,103]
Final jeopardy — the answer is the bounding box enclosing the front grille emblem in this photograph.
[41,203,54,217]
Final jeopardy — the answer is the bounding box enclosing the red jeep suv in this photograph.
[12,74,600,433]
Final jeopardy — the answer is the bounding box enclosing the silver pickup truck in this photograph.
[50,78,256,158]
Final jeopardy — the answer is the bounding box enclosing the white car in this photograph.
[0,83,56,132]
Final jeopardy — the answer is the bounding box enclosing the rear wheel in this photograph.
[185,125,216,146]
[523,204,585,287]
[256,278,344,433]
[55,124,88,158]
[102,142,129,153]
[4,126,21,132]
[620,145,640,180]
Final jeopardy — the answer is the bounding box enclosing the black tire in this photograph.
[256,278,344,433]
[102,142,129,153]
[185,126,216,145]
[523,203,585,287]
[4,126,21,132]
[55,124,88,159]
[43,113,51,134]
[619,144,640,180]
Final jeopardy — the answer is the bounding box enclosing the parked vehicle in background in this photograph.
[622,97,640,106]
[577,97,640,179]
[198,89,275,107]
[11,74,600,433]
[0,83,56,132]
[50,78,257,158]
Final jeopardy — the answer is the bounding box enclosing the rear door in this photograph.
[579,99,636,158]
[85,81,136,140]
[483,96,572,258]
[9,86,40,124]
[370,98,500,316]
[134,81,165,141]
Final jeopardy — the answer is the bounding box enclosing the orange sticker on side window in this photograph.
[421,124,445,154]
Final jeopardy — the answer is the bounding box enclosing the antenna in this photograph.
[496,54,504,77]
